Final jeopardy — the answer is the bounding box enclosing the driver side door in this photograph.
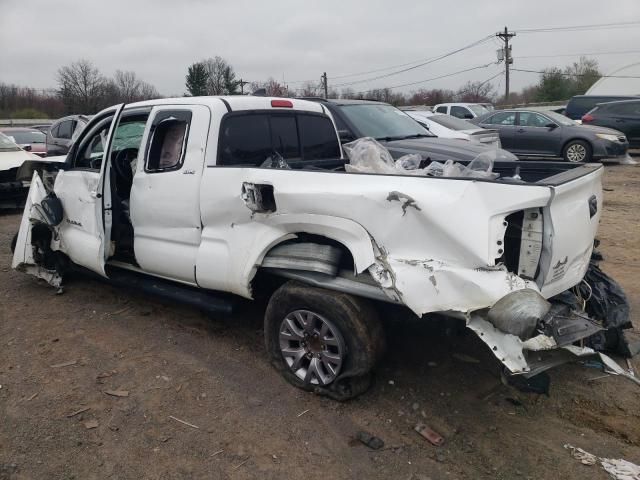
[53,105,124,276]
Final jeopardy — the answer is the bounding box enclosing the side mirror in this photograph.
[464,113,474,119]
[22,144,32,151]
[545,123,558,130]
[338,129,355,143]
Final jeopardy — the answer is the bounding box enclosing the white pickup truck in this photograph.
[12,96,619,399]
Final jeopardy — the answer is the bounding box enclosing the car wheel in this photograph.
[563,140,592,163]
[264,281,385,401]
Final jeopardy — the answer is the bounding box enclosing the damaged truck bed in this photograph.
[11,96,636,399]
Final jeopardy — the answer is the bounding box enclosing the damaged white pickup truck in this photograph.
[12,96,634,399]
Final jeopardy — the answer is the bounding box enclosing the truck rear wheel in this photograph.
[264,281,385,401]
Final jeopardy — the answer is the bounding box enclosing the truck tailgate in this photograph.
[539,165,603,298]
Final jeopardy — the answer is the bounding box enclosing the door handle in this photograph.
[517,128,525,133]
[615,119,625,123]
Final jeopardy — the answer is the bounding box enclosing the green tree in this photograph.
[223,66,239,95]
[185,62,208,96]
[535,68,571,102]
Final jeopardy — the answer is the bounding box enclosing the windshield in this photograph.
[0,132,21,152]
[469,105,489,116]
[429,114,477,131]
[339,104,434,140]
[3,130,45,144]
[543,111,575,126]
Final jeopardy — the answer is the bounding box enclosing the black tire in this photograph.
[264,281,385,401]
[563,139,592,163]
[10,232,18,254]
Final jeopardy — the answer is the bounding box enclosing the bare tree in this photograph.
[299,81,320,97]
[250,78,292,97]
[139,81,160,100]
[114,70,142,103]
[200,56,240,95]
[455,80,497,103]
[57,59,108,113]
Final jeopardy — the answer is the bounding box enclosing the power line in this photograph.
[518,49,640,59]
[517,20,640,33]
[511,68,640,79]
[332,35,495,87]
[352,63,497,94]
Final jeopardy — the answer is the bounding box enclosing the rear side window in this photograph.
[57,120,73,139]
[146,110,192,172]
[219,114,271,166]
[486,112,516,125]
[614,102,640,115]
[450,106,470,118]
[218,112,339,166]
[298,114,340,159]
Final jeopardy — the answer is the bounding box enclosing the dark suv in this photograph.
[565,95,637,121]
[582,99,640,148]
[301,98,517,163]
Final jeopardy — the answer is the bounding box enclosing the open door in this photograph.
[12,105,125,282]
[51,104,125,277]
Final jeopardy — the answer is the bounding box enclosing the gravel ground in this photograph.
[1,162,639,480]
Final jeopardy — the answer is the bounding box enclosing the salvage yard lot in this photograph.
[1,164,639,480]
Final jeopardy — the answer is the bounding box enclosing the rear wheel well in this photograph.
[251,234,356,300]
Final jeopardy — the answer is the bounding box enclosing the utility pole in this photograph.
[238,78,250,95]
[496,27,516,101]
[321,72,328,99]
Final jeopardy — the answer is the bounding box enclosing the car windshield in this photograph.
[429,114,476,131]
[0,133,22,151]
[3,130,45,144]
[338,104,434,140]
[469,105,489,116]
[543,111,575,126]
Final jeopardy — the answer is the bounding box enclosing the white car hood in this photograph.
[0,150,41,171]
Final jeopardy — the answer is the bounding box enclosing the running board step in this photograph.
[104,266,236,317]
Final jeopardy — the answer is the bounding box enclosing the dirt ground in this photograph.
[1,163,639,480]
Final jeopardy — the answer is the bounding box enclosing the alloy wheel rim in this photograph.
[566,143,586,162]
[278,310,345,386]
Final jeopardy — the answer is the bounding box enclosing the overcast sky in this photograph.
[2,0,640,97]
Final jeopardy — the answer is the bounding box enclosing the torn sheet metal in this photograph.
[371,256,535,317]
[11,172,62,287]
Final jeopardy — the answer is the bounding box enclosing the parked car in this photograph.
[12,96,624,399]
[432,103,490,119]
[0,127,47,157]
[472,109,629,162]
[582,99,640,148]
[403,110,501,148]
[302,98,517,163]
[0,132,44,208]
[565,95,637,121]
[30,124,52,134]
[46,114,91,156]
